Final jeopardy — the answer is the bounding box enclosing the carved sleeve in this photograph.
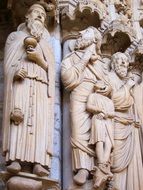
[61,54,87,91]
[87,93,102,114]
[4,31,25,76]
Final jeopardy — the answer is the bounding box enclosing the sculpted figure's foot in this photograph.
[92,165,112,189]
[93,166,108,189]
[94,176,106,189]
[73,169,89,185]
[33,164,49,177]
[7,161,21,174]
[98,163,113,179]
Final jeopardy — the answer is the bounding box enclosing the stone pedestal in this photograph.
[7,177,42,190]
[0,171,60,190]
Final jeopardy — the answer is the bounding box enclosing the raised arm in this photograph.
[61,44,95,91]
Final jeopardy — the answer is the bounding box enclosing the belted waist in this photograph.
[114,116,141,128]
[26,75,48,85]
[114,116,134,125]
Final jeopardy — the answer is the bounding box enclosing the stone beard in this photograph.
[26,17,45,39]
[75,38,94,50]
[111,54,128,79]
[114,63,128,78]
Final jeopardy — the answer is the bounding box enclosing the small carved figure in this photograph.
[87,80,114,188]
[2,3,55,177]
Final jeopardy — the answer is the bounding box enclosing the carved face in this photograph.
[26,5,46,39]
[112,53,129,78]
[29,7,46,25]
[80,28,95,40]
[75,28,95,50]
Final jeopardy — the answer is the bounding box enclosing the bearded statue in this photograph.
[2,3,55,177]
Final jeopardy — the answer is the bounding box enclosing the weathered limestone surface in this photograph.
[7,177,43,190]
[1,0,143,190]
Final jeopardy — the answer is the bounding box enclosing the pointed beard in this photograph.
[115,66,127,78]
[26,18,44,39]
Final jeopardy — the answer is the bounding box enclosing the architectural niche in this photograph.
[101,20,136,55]
[60,0,108,40]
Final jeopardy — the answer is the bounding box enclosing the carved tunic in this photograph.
[87,92,114,146]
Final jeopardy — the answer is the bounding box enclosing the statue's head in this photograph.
[94,80,111,96]
[26,4,46,25]
[75,27,102,53]
[111,52,129,78]
[94,80,106,92]
[25,4,47,39]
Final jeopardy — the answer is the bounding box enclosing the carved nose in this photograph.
[38,15,42,19]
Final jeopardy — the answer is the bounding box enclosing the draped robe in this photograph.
[61,51,109,171]
[109,71,143,190]
[133,81,143,160]
[2,23,55,168]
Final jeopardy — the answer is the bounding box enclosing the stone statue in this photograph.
[87,80,114,188]
[108,52,143,190]
[133,71,143,159]
[61,26,110,186]
[2,3,55,176]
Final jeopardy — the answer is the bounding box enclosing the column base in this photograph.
[0,171,60,190]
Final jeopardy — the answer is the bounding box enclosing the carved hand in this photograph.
[96,113,106,120]
[26,48,44,64]
[87,43,96,54]
[82,43,96,63]
[126,78,136,90]
[27,49,48,71]
[14,68,27,81]
[90,54,100,62]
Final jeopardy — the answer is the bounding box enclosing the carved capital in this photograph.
[60,0,108,33]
